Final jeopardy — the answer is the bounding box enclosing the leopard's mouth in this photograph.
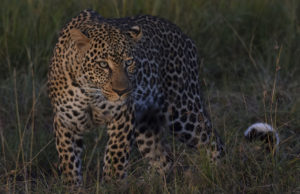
[101,89,132,102]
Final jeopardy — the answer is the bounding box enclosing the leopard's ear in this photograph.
[69,29,90,52]
[127,25,142,41]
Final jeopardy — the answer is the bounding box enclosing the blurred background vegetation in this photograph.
[0,0,299,193]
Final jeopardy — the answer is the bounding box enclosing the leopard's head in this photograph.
[69,23,142,102]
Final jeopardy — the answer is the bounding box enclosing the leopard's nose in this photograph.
[112,88,131,96]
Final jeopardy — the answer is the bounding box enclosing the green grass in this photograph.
[0,0,299,193]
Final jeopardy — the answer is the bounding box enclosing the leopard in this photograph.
[47,9,279,186]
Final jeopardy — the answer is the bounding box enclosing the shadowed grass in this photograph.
[0,0,299,193]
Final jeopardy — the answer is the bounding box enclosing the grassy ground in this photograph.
[0,0,299,193]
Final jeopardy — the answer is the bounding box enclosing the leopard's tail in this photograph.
[244,123,280,148]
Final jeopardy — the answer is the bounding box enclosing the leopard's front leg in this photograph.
[102,104,134,181]
[53,104,92,186]
[53,116,83,185]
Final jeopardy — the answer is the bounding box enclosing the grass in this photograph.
[0,0,299,193]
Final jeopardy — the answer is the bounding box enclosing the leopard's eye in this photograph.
[125,58,136,74]
[124,59,134,67]
[97,61,108,68]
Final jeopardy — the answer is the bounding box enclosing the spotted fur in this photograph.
[48,9,276,185]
